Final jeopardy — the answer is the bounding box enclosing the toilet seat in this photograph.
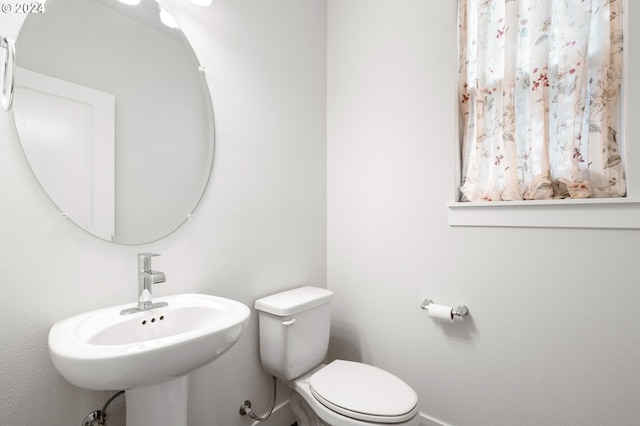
[309,360,418,424]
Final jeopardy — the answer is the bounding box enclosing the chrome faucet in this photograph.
[120,253,168,315]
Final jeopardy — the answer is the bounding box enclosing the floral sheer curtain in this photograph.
[458,0,624,202]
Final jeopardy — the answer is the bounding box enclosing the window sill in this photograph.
[447,198,640,229]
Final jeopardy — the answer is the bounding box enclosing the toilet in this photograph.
[255,286,420,426]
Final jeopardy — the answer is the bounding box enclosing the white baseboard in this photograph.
[251,400,296,426]
[420,412,450,426]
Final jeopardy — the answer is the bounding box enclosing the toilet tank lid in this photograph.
[255,286,332,316]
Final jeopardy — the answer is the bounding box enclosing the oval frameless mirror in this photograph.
[12,0,214,244]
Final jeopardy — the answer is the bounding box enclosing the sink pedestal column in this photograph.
[126,375,189,426]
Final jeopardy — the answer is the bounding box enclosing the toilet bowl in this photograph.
[288,361,420,426]
[255,287,420,426]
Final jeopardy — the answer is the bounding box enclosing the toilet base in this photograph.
[290,391,329,426]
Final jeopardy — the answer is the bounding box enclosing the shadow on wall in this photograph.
[431,314,479,344]
[327,319,365,362]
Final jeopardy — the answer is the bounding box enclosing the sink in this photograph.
[49,293,250,390]
[48,293,250,426]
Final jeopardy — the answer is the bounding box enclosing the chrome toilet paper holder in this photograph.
[420,299,469,317]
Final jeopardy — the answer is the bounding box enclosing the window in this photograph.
[457,0,624,202]
[449,0,640,229]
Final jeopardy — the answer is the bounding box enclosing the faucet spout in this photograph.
[120,253,168,315]
[137,270,166,310]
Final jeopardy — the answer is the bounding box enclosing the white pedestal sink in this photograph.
[48,294,250,426]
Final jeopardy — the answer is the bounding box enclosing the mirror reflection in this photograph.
[13,0,214,244]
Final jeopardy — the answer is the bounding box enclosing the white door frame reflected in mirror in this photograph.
[15,67,116,240]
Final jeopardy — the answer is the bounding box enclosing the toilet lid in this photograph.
[309,360,418,423]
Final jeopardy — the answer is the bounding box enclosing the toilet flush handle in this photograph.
[282,318,296,326]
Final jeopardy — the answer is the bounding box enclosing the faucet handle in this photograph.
[138,253,160,271]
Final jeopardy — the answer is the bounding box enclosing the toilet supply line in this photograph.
[239,375,278,422]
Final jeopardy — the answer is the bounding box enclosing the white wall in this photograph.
[0,0,325,425]
[327,1,640,426]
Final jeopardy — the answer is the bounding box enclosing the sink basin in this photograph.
[49,293,250,426]
[48,293,250,391]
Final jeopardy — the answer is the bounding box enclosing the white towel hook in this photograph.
[1,36,16,112]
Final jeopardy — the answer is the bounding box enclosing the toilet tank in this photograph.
[255,286,332,381]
